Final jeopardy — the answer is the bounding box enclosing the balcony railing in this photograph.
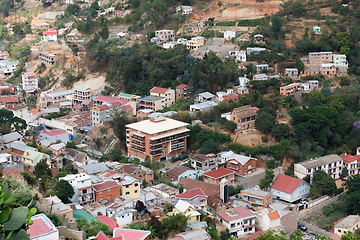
[150,132,189,145]
[150,150,162,156]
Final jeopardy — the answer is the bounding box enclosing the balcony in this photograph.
[131,141,145,148]
[150,145,162,151]
[132,135,145,142]
[131,145,145,153]
[150,150,162,156]
[150,132,189,145]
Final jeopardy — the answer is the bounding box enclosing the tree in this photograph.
[255,112,275,133]
[34,159,52,180]
[223,120,237,132]
[271,123,291,141]
[341,166,348,179]
[0,181,37,240]
[76,218,112,237]
[220,229,232,240]
[310,170,337,198]
[346,174,360,214]
[259,168,275,190]
[54,180,75,203]
[291,1,304,17]
[21,171,36,186]
[162,213,188,233]
[296,59,305,71]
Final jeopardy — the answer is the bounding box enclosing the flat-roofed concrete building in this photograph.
[334,215,360,237]
[155,30,175,41]
[186,36,205,50]
[39,52,58,65]
[126,117,190,161]
[308,52,333,64]
[241,188,273,207]
[294,154,343,180]
[230,105,257,131]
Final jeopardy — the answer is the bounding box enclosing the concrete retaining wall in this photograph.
[298,220,332,237]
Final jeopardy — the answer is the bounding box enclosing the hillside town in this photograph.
[0,0,360,239]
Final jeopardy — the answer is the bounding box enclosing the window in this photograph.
[135,190,138,193]
[107,194,111,198]
[100,196,102,201]
[126,185,129,188]
[135,183,138,187]
[126,192,130,195]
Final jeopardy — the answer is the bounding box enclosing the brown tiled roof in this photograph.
[191,154,208,162]
[74,152,86,163]
[56,111,91,128]
[232,105,257,119]
[203,168,234,179]
[179,178,219,196]
[207,194,222,209]
[92,181,119,192]
[122,164,141,174]
[166,166,190,177]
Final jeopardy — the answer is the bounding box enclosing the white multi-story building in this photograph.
[238,77,249,88]
[22,72,39,96]
[59,173,94,205]
[333,54,348,73]
[0,61,19,75]
[91,102,123,126]
[217,206,256,237]
[155,30,175,42]
[176,5,193,14]
[246,47,266,56]
[294,154,343,180]
[229,51,246,62]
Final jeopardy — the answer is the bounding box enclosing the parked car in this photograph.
[342,182,347,186]
[180,154,188,160]
[299,225,307,231]
[189,150,197,155]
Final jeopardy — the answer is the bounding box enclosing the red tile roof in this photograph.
[122,105,133,112]
[43,28,57,35]
[73,104,83,109]
[96,216,119,230]
[203,168,234,179]
[42,130,67,136]
[113,11,121,14]
[341,154,360,164]
[1,87,14,94]
[94,96,123,104]
[240,231,265,240]
[176,84,188,89]
[114,228,150,240]
[32,108,42,115]
[5,104,26,111]
[96,104,110,110]
[150,87,168,94]
[175,188,206,199]
[267,210,280,220]
[271,173,304,194]
[330,234,341,240]
[92,181,119,192]
[95,231,109,240]
[0,96,18,103]
[217,206,254,222]
[27,217,52,238]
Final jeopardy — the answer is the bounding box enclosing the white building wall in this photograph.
[116,211,134,227]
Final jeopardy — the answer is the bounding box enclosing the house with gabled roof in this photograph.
[120,175,140,199]
[271,173,310,203]
[22,149,51,167]
[341,152,360,176]
[95,228,151,240]
[165,166,198,182]
[173,200,201,223]
[179,178,220,197]
[170,228,211,240]
[92,180,120,202]
[78,162,109,175]
[203,168,235,186]
[256,209,283,231]
[224,150,257,177]
[175,84,189,101]
[172,188,208,211]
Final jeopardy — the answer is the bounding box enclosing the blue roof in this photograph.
[79,126,92,130]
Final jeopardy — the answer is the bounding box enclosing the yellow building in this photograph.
[334,215,360,237]
[120,176,141,199]
[173,200,200,223]
[22,149,51,167]
[186,36,205,50]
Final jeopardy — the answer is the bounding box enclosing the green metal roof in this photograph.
[23,150,50,166]
[73,209,99,222]
[119,93,133,98]
[74,86,89,91]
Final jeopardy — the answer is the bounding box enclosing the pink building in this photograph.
[203,168,235,186]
